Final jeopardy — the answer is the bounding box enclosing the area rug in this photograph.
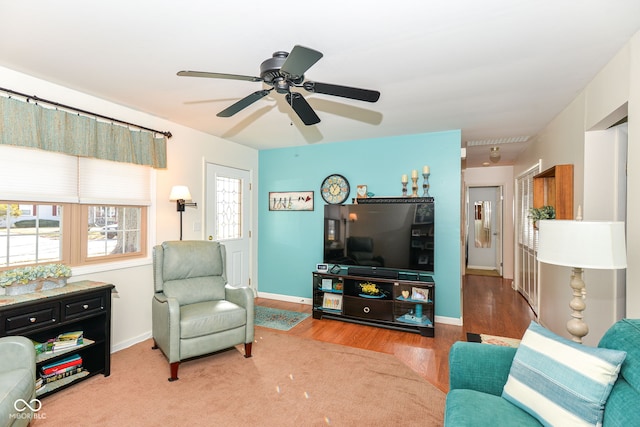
[467,332,521,347]
[32,330,445,426]
[255,305,310,331]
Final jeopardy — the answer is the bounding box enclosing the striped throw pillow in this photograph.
[502,321,626,426]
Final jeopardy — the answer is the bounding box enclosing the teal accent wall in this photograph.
[258,130,462,320]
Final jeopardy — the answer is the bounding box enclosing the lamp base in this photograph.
[567,267,588,343]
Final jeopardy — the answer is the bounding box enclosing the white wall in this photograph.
[0,66,259,351]
[513,30,640,345]
[463,165,515,280]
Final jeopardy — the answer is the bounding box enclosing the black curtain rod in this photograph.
[0,86,172,139]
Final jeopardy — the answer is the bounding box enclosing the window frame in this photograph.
[0,201,148,271]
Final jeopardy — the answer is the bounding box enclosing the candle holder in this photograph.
[422,172,431,197]
[401,181,408,197]
[411,176,419,197]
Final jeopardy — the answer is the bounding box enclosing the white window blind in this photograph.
[79,157,151,205]
[0,145,151,206]
[0,145,77,203]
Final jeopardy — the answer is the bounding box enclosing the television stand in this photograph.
[347,266,398,279]
[312,268,435,337]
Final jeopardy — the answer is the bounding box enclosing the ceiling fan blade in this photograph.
[217,89,272,117]
[303,81,380,102]
[281,45,323,79]
[286,92,320,125]
[177,70,262,82]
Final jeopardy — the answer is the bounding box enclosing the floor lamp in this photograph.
[169,185,197,240]
[537,220,627,343]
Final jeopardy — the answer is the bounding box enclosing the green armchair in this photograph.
[0,336,36,427]
[445,319,640,426]
[152,240,254,381]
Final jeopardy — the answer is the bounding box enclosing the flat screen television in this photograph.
[323,202,434,274]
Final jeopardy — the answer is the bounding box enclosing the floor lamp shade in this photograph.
[537,220,627,269]
[537,220,627,343]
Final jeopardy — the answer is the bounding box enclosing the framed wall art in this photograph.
[269,191,314,211]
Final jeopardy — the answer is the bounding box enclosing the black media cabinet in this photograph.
[312,268,435,337]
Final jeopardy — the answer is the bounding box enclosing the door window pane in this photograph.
[216,176,242,240]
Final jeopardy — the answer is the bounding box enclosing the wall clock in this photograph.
[320,174,350,204]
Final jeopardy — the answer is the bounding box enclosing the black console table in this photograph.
[312,269,435,336]
[0,280,115,397]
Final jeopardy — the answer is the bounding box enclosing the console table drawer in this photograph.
[343,296,393,321]
[63,295,106,319]
[5,305,59,334]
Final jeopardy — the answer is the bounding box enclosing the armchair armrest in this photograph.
[449,341,517,396]
[151,292,181,363]
[225,285,254,343]
[225,284,254,310]
[0,336,36,380]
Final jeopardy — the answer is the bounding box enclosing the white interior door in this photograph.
[467,186,500,271]
[205,163,250,288]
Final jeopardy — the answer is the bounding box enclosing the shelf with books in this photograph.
[35,338,95,364]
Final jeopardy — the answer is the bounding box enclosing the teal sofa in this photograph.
[0,336,36,427]
[445,319,640,426]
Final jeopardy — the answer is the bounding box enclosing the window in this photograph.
[0,145,150,270]
[0,203,63,266]
[83,205,145,262]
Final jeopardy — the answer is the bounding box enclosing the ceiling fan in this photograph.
[177,45,380,126]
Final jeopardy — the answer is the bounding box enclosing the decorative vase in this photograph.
[4,277,68,296]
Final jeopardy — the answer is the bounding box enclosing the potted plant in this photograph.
[0,263,71,296]
[528,205,555,228]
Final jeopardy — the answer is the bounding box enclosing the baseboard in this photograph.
[111,331,152,353]
[435,315,462,326]
[466,265,496,270]
[257,291,312,306]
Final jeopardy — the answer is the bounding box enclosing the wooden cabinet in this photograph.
[0,281,114,397]
[312,270,435,336]
[533,164,574,219]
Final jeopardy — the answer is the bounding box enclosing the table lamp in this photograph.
[537,220,627,343]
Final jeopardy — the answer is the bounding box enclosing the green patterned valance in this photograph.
[0,96,167,168]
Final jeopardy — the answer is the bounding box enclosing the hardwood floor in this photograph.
[255,273,536,392]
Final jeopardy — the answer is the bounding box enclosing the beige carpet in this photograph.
[33,330,445,426]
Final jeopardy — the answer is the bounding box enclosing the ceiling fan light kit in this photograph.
[177,45,380,126]
[489,146,501,163]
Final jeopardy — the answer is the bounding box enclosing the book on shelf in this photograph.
[32,331,84,354]
[41,354,82,376]
[40,366,84,384]
[53,330,84,350]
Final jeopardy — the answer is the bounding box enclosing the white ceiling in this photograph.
[1,1,639,168]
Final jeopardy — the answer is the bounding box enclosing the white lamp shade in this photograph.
[537,220,627,269]
[169,185,192,201]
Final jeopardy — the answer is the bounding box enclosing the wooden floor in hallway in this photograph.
[256,273,536,392]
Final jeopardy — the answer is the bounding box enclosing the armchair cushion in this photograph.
[180,300,247,339]
[502,321,626,427]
